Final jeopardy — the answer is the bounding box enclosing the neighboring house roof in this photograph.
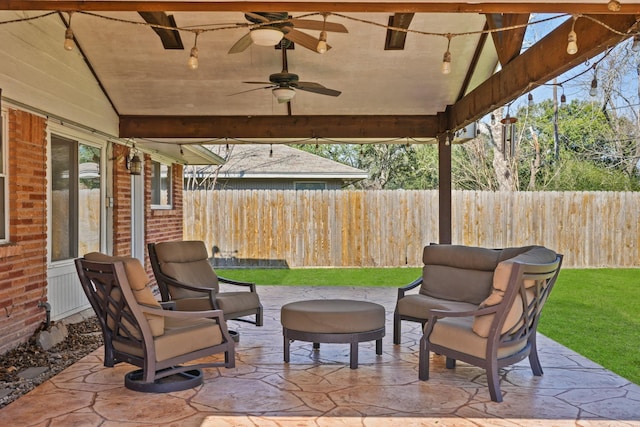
[206,144,368,181]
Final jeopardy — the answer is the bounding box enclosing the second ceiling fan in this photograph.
[232,40,341,105]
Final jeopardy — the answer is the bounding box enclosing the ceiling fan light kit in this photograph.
[250,27,284,46]
[272,87,296,102]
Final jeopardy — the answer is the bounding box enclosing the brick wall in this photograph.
[111,146,183,274]
[0,109,48,354]
[145,157,184,248]
[112,143,132,257]
[0,119,185,353]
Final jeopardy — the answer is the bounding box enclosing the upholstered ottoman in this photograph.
[281,299,385,369]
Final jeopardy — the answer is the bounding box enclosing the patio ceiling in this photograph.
[1,1,639,140]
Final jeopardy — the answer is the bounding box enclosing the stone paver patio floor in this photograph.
[1,285,639,426]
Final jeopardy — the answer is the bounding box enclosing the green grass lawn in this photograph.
[217,267,640,385]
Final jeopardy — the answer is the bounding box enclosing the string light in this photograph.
[567,16,578,55]
[528,93,534,107]
[608,0,622,12]
[560,93,567,108]
[64,11,74,51]
[317,13,328,54]
[441,34,452,75]
[188,31,200,70]
[490,113,496,126]
[590,69,598,97]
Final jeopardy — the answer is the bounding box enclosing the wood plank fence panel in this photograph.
[184,190,640,268]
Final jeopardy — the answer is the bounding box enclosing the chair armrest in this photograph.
[139,305,226,321]
[218,276,257,292]
[160,275,217,297]
[423,305,498,337]
[428,305,498,319]
[160,301,176,310]
[397,277,423,300]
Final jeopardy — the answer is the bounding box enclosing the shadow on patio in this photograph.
[1,286,639,426]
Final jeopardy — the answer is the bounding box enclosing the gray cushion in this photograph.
[281,299,385,334]
[397,294,477,320]
[154,241,220,298]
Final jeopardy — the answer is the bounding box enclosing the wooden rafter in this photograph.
[2,2,640,14]
[119,115,440,138]
[447,13,638,133]
[486,13,530,66]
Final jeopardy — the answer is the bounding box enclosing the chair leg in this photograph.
[256,305,264,327]
[528,335,544,376]
[486,363,503,403]
[283,331,290,363]
[418,336,430,380]
[225,345,235,368]
[393,310,401,344]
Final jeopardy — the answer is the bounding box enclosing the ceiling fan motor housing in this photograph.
[269,72,299,85]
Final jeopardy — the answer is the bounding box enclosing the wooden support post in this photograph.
[438,132,452,244]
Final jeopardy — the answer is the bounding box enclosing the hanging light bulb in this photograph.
[317,31,328,54]
[632,35,640,52]
[490,113,496,126]
[566,16,578,55]
[317,13,329,54]
[441,35,452,75]
[528,93,534,108]
[608,0,621,12]
[187,31,200,70]
[590,76,598,97]
[560,93,567,108]
[64,12,75,51]
[567,31,578,55]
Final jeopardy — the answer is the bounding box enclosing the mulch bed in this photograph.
[0,317,103,409]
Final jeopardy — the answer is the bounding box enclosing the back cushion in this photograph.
[154,241,219,298]
[472,246,558,338]
[84,252,164,337]
[420,245,502,304]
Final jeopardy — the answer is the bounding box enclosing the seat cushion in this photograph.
[281,299,385,334]
[430,316,527,360]
[84,252,164,337]
[113,317,223,363]
[216,291,261,315]
[397,294,477,320]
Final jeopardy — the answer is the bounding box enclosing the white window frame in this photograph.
[47,123,106,265]
[0,109,8,243]
[150,159,173,209]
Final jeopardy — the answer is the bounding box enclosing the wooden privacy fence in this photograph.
[183,190,640,268]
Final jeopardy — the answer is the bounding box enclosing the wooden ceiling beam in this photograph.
[2,1,640,14]
[486,13,530,66]
[447,13,638,133]
[119,115,441,138]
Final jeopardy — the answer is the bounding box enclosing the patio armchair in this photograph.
[75,253,236,392]
[418,248,563,402]
[148,241,263,326]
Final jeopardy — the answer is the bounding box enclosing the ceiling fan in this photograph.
[229,12,348,54]
[231,40,341,104]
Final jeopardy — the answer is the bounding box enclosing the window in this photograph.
[0,110,7,242]
[151,160,172,208]
[51,135,102,261]
[294,182,327,190]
